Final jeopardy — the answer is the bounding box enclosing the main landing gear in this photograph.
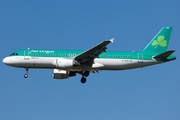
[81,70,89,84]
[24,68,29,78]
[81,77,86,83]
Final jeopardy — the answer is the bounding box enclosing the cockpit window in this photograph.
[10,53,18,56]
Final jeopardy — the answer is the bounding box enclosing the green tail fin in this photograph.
[142,26,173,53]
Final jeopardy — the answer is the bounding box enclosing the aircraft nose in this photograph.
[3,57,10,65]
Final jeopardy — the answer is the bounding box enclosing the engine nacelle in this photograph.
[53,69,76,79]
[52,58,80,69]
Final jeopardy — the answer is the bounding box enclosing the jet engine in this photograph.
[53,69,76,79]
[52,58,80,69]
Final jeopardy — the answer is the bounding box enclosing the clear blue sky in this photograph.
[0,0,179,120]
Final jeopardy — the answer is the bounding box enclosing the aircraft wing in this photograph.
[75,38,114,63]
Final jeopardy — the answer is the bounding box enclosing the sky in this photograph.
[0,0,180,120]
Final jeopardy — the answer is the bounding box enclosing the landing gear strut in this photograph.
[24,68,28,78]
[80,70,89,84]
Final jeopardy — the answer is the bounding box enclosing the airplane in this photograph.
[3,26,176,83]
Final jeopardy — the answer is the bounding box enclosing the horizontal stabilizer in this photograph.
[153,50,175,59]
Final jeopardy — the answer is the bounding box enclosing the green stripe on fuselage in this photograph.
[9,49,155,60]
[8,49,176,61]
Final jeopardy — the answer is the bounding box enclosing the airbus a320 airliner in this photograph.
[3,27,176,83]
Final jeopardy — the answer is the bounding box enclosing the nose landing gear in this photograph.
[24,68,29,78]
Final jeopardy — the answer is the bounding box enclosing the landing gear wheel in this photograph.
[24,74,28,78]
[83,70,89,77]
[81,77,86,83]
[24,68,29,78]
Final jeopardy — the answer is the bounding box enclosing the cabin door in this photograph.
[24,49,30,60]
[138,53,143,63]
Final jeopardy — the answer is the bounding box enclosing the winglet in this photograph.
[110,38,115,43]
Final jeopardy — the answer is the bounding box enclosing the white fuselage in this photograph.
[3,56,161,71]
